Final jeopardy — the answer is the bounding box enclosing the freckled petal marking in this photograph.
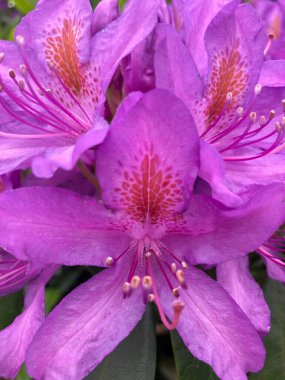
[43,14,102,114]
[115,143,184,225]
[205,39,249,128]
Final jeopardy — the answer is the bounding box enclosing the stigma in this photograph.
[105,239,188,331]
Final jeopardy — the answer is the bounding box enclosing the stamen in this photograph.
[148,293,155,302]
[176,269,187,287]
[131,275,141,289]
[0,52,5,63]
[15,35,25,47]
[181,261,189,269]
[105,256,114,267]
[147,256,184,330]
[142,275,152,290]
[254,83,262,96]
[171,263,177,273]
[172,287,180,298]
[122,281,132,297]
[264,34,274,56]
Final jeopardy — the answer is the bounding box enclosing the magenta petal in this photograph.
[0,187,130,266]
[161,266,266,380]
[92,0,160,85]
[182,0,234,76]
[217,256,271,336]
[163,183,285,265]
[199,140,243,207]
[259,60,285,87]
[91,0,119,35]
[155,23,203,115]
[31,117,109,178]
[97,89,199,216]
[0,275,46,379]
[26,264,145,380]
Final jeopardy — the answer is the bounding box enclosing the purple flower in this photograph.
[0,0,159,178]
[155,0,285,207]
[0,90,285,379]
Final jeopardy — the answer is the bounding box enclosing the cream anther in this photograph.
[18,80,25,91]
[226,92,233,102]
[254,83,262,96]
[237,106,243,119]
[181,261,189,269]
[145,250,152,258]
[275,122,282,133]
[250,112,256,123]
[148,293,155,302]
[46,88,52,95]
[171,263,177,273]
[105,256,114,267]
[282,99,285,112]
[176,269,186,286]
[15,35,25,47]
[282,117,285,127]
[259,116,266,126]
[8,69,16,79]
[19,64,27,76]
[172,288,180,298]
[122,281,132,296]
[142,275,152,290]
[0,53,5,63]
[270,110,275,120]
[0,84,3,93]
[131,275,141,289]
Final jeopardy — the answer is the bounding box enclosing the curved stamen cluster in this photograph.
[0,250,34,294]
[0,35,92,138]
[257,226,285,268]
[201,84,285,161]
[105,238,187,330]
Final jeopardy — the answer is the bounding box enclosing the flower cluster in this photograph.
[0,0,285,379]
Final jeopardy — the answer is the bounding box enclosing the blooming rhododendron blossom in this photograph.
[155,0,285,207]
[0,0,159,177]
[0,90,285,379]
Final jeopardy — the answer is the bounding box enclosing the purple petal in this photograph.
[198,140,243,207]
[0,187,130,266]
[16,0,92,66]
[92,0,160,85]
[31,117,109,178]
[26,264,145,380]
[91,0,119,35]
[0,273,47,378]
[161,266,266,379]
[217,256,271,336]
[154,23,203,114]
[96,89,199,222]
[259,60,285,87]
[182,0,234,76]
[163,183,285,265]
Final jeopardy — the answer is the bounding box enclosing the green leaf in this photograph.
[250,280,285,379]
[171,330,219,380]
[13,0,36,15]
[0,291,23,329]
[86,305,156,380]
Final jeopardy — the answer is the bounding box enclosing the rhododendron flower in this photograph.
[0,0,159,178]
[0,90,285,379]
[155,0,285,207]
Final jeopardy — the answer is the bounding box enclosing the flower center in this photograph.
[0,35,95,139]
[105,238,187,330]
